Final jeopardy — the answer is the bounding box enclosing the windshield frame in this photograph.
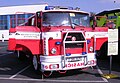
[42,11,90,27]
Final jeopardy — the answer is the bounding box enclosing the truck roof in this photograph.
[37,6,89,15]
[40,10,89,15]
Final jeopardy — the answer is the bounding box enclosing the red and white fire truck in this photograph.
[8,6,108,77]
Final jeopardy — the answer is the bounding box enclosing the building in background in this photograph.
[0,4,48,41]
[95,9,120,28]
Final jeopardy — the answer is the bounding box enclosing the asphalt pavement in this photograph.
[0,41,120,83]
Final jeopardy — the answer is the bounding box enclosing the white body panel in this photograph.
[0,30,9,41]
[40,53,96,71]
[85,32,108,39]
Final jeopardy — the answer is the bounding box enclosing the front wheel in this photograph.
[32,55,53,77]
[32,55,41,74]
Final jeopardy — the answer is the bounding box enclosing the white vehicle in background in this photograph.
[0,4,48,41]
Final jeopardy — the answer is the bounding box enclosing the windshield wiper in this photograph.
[72,23,80,26]
[72,23,85,27]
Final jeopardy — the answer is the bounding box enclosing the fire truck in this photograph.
[8,6,108,77]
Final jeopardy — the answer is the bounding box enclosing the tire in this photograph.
[17,51,27,61]
[32,55,41,74]
[97,42,108,59]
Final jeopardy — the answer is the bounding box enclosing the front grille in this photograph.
[63,32,85,48]
[65,43,84,48]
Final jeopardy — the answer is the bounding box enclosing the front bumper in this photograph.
[40,53,96,71]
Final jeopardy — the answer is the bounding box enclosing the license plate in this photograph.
[66,56,82,62]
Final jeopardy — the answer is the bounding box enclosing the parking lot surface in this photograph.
[0,41,120,83]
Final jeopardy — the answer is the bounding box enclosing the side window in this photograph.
[27,16,36,26]
[31,17,35,26]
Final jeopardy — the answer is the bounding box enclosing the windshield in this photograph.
[42,12,90,27]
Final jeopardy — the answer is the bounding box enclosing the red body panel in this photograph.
[8,38,16,51]
[15,40,41,54]
[96,38,108,50]
[8,26,108,55]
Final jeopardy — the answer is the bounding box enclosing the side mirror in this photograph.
[112,23,116,29]
[105,21,116,29]
[36,12,42,28]
[92,16,97,30]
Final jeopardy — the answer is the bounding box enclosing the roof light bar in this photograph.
[45,6,73,10]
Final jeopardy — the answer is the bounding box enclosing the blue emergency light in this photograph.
[45,6,51,10]
[66,53,71,56]
[82,52,87,55]
[45,6,73,10]
[87,40,91,44]
[55,41,61,45]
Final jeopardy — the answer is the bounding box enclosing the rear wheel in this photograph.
[97,42,108,59]
[17,51,27,61]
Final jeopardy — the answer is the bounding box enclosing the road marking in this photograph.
[9,65,31,79]
[0,66,108,83]
[0,52,13,57]
[96,65,108,82]
[0,62,108,82]
[0,46,7,49]
[0,77,107,83]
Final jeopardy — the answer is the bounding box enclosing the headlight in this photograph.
[89,46,93,52]
[51,48,57,54]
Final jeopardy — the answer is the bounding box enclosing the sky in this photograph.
[0,0,120,14]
